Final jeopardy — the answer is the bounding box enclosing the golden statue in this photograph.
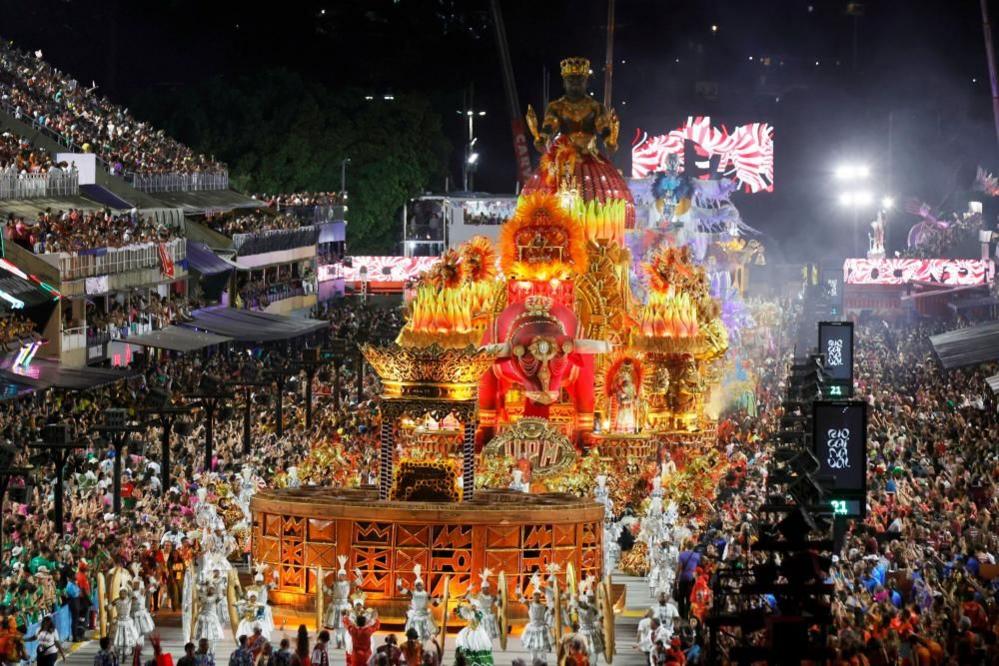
[669,355,702,428]
[526,57,620,156]
[611,360,639,434]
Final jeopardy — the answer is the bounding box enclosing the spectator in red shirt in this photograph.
[343,612,380,666]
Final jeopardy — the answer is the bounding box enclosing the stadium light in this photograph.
[835,163,870,181]
[839,191,874,207]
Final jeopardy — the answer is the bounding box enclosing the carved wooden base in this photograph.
[250,487,603,620]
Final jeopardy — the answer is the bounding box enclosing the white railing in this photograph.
[0,168,79,200]
[126,171,229,193]
[61,326,87,351]
[57,238,186,280]
[64,320,159,352]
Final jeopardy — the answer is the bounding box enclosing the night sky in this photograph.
[1,0,995,259]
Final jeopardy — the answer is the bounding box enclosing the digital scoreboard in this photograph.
[818,321,854,397]
[812,400,867,517]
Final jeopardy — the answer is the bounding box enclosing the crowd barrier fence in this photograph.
[0,169,79,200]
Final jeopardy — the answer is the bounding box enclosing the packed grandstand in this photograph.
[0,31,991,666]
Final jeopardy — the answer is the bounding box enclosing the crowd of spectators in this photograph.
[0,132,60,174]
[0,132,77,199]
[654,304,999,664]
[203,211,302,238]
[253,192,345,209]
[0,314,40,349]
[322,300,403,344]
[5,208,178,254]
[900,210,984,260]
[0,302,398,661]
[234,264,317,311]
[0,41,224,176]
[460,199,516,226]
[73,293,192,343]
[5,275,995,665]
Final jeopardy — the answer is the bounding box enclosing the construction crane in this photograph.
[489,0,533,188]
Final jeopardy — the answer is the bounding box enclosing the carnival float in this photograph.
[250,56,732,659]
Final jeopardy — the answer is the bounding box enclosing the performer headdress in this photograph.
[337,555,348,577]
[413,564,424,588]
[479,568,492,590]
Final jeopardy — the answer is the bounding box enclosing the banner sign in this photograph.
[632,116,775,192]
[812,400,867,517]
[844,258,993,286]
[339,256,439,283]
[158,243,175,279]
[818,321,854,384]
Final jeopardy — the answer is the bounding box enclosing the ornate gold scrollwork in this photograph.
[483,417,577,478]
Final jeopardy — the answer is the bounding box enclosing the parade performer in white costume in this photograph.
[109,588,139,662]
[194,585,225,654]
[454,599,494,666]
[466,569,499,640]
[236,591,269,641]
[542,564,570,635]
[573,580,605,663]
[243,566,276,638]
[636,609,655,655]
[396,565,438,642]
[508,469,530,493]
[129,574,156,645]
[236,465,258,523]
[518,574,552,664]
[324,556,358,649]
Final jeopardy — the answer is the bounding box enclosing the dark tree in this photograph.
[134,68,449,253]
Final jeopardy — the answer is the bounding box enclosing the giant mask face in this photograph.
[499,296,580,405]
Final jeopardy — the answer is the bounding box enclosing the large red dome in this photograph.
[521,153,636,229]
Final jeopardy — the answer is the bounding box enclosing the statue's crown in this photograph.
[560,57,591,78]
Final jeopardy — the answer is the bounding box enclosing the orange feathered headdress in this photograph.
[499,194,588,281]
[419,248,463,289]
[643,244,696,294]
[460,235,498,283]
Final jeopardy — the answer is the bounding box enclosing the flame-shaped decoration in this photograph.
[499,193,588,280]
